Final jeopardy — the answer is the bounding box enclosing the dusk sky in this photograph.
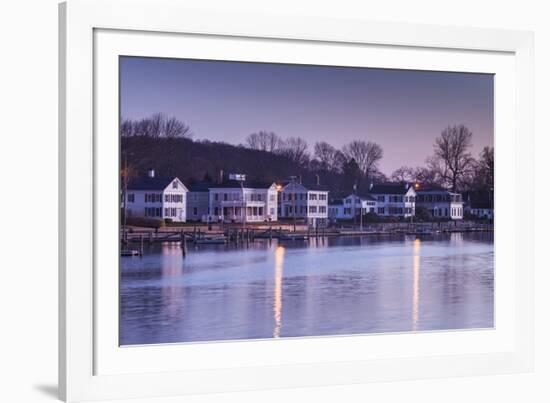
[120,56,494,175]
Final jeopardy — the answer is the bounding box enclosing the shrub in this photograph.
[414,206,431,221]
[362,212,381,223]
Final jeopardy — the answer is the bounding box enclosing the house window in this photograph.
[378,207,385,214]
[319,194,327,201]
[164,208,169,216]
[309,206,317,213]
[171,208,177,216]
[214,193,219,201]
[223,193,228,201]
[172,181,178,189]
[165,194,170,202]
[309,193,317,200]
[127,193,135,203]
[270,194,275,202]
[319,206,326,213]
[270,208,275,215]
[214,207,219,215]
[193,207,198,216]
[377,195,385,202]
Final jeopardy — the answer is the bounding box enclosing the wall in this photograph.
[0,1,547,402]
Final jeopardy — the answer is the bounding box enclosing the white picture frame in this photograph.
[59,0,534,401]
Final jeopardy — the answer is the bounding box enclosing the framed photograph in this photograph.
[59,0,534,401]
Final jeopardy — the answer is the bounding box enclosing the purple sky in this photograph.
[120,56,493,175]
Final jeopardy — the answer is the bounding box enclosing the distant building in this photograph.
[342,193,377,218]
[124,169,188,222]
[415,185,463,220]
[368,182,416,218]
[208,174,278,223]
[328,193,378,221]
[278,179,329,228]
[328,199,345,223]
[186,181,212,222]
[463,190,493,219]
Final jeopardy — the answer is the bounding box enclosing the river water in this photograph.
[120,232,494,345]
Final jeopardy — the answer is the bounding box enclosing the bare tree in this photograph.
[391,166,415,182]
[277,136,310,166]
[369,169,388,184]
[412,165,440,185]
[342,140,383,180]
[164,116,192,138]
[431,124,475,191]
[469,146,494,190]
[120,119,134,137]
[314,141,343,172]
[245,131,281,152]
[148,113,165,138]
[120,113,192,139]
[332,150,346,174]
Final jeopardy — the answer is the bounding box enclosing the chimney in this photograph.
[315,174,320,186]
[298,175,302,185]
[369,181,374,191]
[147,168,155,178]
[218,169,224,184]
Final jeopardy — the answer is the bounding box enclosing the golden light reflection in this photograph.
[273,245,285,338]
[161,243,185,316]
[412,238,421,331]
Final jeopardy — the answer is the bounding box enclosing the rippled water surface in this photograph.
[120,232,494,345]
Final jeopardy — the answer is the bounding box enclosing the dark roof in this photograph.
[210,179,275,189]
[415,187,452,194]
[329,199,344,205]
[359,194,377,201]
[188,181,214,192]
[127,177,179,191]
[414,184,446,192]
[346,193,377,201]
[304,183,330,191]
[369,182,411,195]
[279,181,329,191]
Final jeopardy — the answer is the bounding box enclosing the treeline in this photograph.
[121,113,493,196]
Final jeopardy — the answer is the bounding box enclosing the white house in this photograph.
[415,186,463,220]
[342,193,377,217]
[277,180,329,228]
[186,181,212,222]
[207,174,278,223]
[368,182,416,218]
[124,169,188,222]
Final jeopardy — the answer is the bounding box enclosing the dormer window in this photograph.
[172,181,178,189]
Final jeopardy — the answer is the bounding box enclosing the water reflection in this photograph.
[412,238,420,331]
[120,232,494,345]
[273,246,285,337]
